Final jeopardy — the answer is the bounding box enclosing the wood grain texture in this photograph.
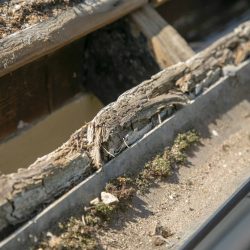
[130,4,194,68]
[82,21,250,168]
[0,39,84,141]
[0,59,49,140]
[0,21,249,236]
[0,0,147,78]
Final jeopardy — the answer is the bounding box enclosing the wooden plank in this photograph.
[0,0,147,78]
[130,4,194,68]
[45,40,85,111]
[0,59,49,141]
[0,39,86,141]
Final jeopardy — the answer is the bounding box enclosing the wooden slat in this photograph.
[0,59,49,140]
[0,0,147,78]
[0,40,85,140]
[130,4,195,68]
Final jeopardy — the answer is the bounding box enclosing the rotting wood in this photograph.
[0,0,147,78]
[130,4,194,68]
[0,41,85,141]
[0,150,91,235]
[0,21,249,237]
[0,17,161,142]
[86,21,250,168]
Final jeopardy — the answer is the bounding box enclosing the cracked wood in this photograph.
[130,4,194,68]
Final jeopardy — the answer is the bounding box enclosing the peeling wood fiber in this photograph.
[86,21,250,167]
[0,21,249,237]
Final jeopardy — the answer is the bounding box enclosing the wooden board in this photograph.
[0,0,147,78]
[0,16,161,141]
[0,39,85,140]
[130,4,194,68]
[0,59,49,140]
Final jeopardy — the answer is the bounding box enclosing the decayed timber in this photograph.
[87,21,250,168]
[0,21,249,236]
[130,4,194,68]
[0,0,147,78]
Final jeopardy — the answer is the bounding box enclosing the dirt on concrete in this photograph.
[96,100,250,249]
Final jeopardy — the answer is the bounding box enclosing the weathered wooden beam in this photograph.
[0,41,87,141]
[0,0,147,78]
[0,21,249,237]
[130,4,194,68]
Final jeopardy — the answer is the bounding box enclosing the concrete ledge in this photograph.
[1,59,249,250]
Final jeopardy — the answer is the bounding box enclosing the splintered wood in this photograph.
[0,21,249,236]
[85,21,250,168]
[130,4,194,68]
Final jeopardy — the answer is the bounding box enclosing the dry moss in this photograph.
[104,131,199,193]
[39,217,97,250]
[37,130,199,249]
[92,202,116,221]
[136,130,199,191]
[171,130,200,163]
[105,176,136,201]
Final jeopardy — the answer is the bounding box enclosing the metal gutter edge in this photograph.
[179,177,250,250]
